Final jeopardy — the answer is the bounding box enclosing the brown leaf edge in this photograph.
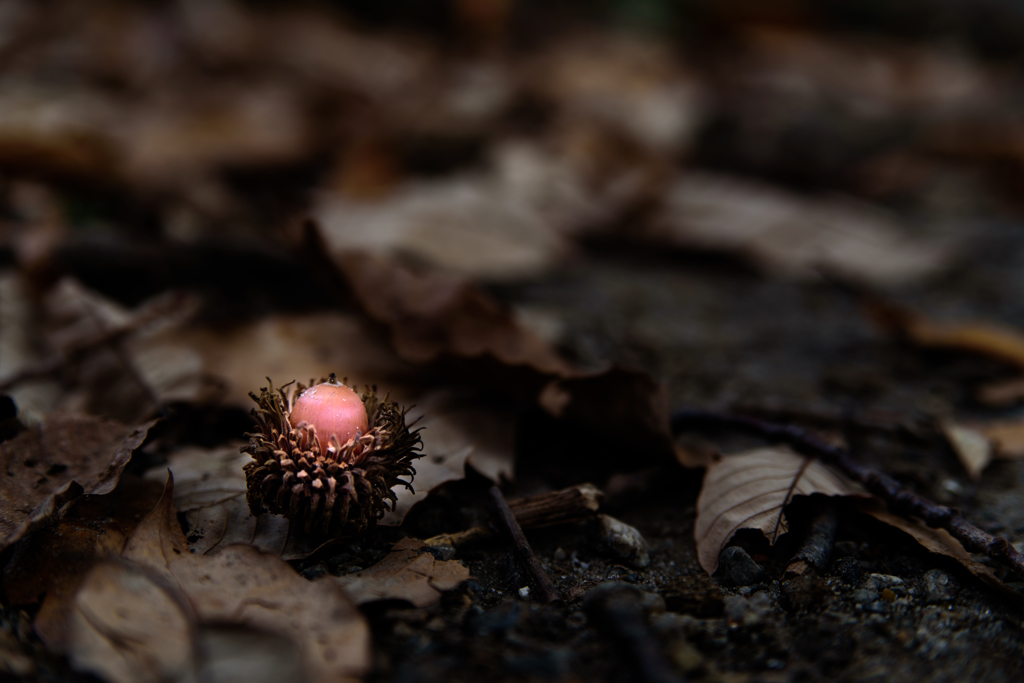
[0,418,159,553]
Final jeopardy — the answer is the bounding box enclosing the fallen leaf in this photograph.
[528,33,704,153]
[939,420,1024,480]
[335,250,574,382]
[858,501,1022,604]
[941,421,993,481]
[0,415,156,552]
[381,391,516,526]
[145,445,300,558]
[645,173,953,286]
[176,311,419,409]
[0,273,62,425]
[66,561,196,683]
[118,476,371,683]
[39,279,204,422]
[976,377,1024,407]
[865,297,1024,371]
[16,478,165,651]
[973,421,1024,459]
[315,175,570,281]
[694,447,868,575]
[335,537,470,607]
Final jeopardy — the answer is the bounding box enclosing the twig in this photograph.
[424,484,603,550]
[489,486,563,604]
[784,503,838,580]
[583,584,684,683]
[672,409,1024,580]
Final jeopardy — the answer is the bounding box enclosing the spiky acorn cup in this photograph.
[241,374,422,539]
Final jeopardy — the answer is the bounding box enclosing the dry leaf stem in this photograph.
[672,409,1024,580]
[489,486,563,604]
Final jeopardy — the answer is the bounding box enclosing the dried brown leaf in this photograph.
[382,392,516,526]
[646,173,953,286]
[974,420,1024,459]
[859,502,1022,604]
[145,444,305,558]
[695,447,867,575]
[866,297,1024,370]
[65,561,196,683]
[0,415,156,552]
[335,537,470,607]
[315,175,570,281]
[941,421,993,481]
[120,476,371,683]
[177,311,418,409]
[336,251,574,383]
[939,420,1024,480]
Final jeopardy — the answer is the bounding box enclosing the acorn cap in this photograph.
[241,374,423,540]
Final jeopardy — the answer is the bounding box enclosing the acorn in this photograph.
[241,374,423,539]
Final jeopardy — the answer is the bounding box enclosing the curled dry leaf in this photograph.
[941,421,993,481]
[335,250,574,380]
[0,414,156,552]
[66,561,196,683]
[108,476,371,683]
[145,445,302,558]
[335,537,470,607]
[694,447,867,575]
[858,501,1022,605]
[646,173,953,286]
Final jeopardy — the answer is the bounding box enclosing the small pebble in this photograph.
[723,591,773,627]
[518,586,531,598]
[921,569,958,603]
[718,546,765,586]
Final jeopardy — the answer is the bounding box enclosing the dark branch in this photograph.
[489,486,563,604]
[672,408,1024,580]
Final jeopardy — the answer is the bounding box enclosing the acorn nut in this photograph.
[241,374,423,540]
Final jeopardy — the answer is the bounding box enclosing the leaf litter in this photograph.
[5,1,1024,681]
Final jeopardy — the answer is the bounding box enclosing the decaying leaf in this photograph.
[0,273,61,424]
[336,250,574,380]
[335,537,470,607]
[315,174,570,281]
[941,419,1024,479]
[175,311,419,409]
[74,476,371,683]
[0,415,156,552]
[66,561,196,683]
[972,420,1024,459]
[858,502,1021,603]
[146,445,299,558]
[942,421,993,481]
[645,173,953,286]
[18,478,165,651]
[866,297,1024,371]
[382,391,516,526]
[694,447,867,575]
